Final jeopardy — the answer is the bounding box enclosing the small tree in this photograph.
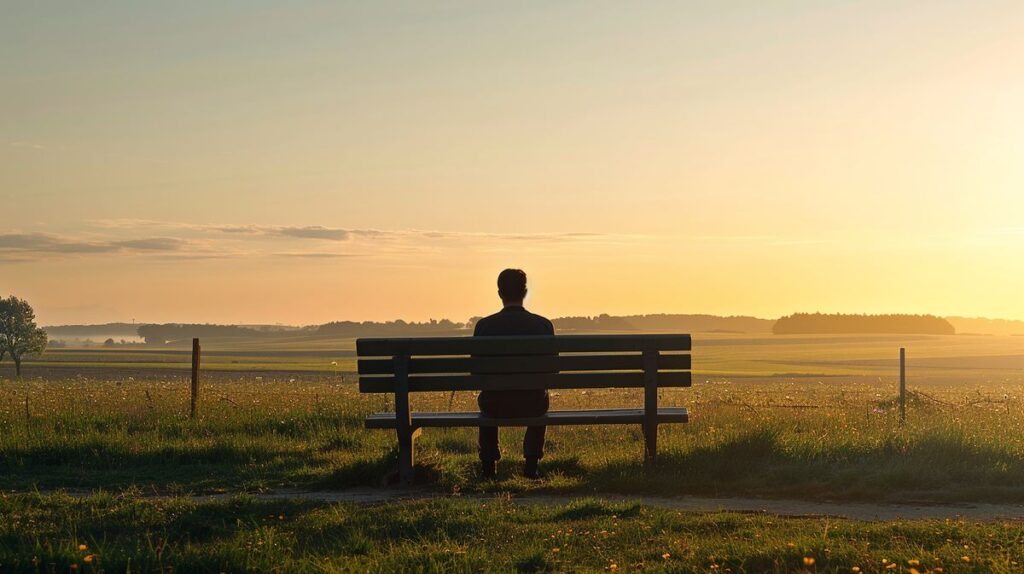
[0,296,48,377]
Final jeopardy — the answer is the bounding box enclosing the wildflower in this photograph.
[962,556,971,562]
[84,555,94,563]
[803,557,815,567]
[78,544,87,551]
[908,560,920,566]
[886,564,896,570]
[552,548,560,553]
[787,542,796,548]
[851,568,860,573]
[662,553,671,560]
[909,569,921,574]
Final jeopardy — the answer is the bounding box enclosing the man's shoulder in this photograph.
[473,308,554,336]
[473,311,504,336]
[526,311,555,333]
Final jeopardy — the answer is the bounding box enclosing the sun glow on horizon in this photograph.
[3,1,1023,325]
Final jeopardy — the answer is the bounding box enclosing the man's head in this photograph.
[497,268,528,305]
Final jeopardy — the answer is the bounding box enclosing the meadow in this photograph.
[2,333,1023,572]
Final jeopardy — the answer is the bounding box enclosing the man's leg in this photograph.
[523,425,546,459]
[479,426,500,463]
[522,392,549,478]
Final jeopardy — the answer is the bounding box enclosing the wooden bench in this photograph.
[357,334,692,485]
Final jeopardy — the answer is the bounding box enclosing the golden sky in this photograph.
[3,1,1023,325]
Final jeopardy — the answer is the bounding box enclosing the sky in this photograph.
[3,0,1023,325]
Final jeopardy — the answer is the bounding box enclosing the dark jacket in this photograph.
[473,305,554,338]
[473,305,554,416]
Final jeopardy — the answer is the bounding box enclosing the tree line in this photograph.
[773,313,956,335]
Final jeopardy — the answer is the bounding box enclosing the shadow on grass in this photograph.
[564,428,1024,501]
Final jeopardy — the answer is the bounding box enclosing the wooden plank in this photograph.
[359,371,692,393]
[358,353,690,375]
[365,407,689,429]
[357,334,691,357]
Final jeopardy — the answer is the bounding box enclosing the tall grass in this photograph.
[2,377,1024,502]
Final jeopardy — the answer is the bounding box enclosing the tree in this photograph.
[0,296,49,377]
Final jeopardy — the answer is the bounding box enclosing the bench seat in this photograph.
[366,407,688,429]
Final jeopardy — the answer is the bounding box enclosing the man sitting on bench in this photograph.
[473,268,554,479]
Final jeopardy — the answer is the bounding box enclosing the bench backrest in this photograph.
[357,334,691,393]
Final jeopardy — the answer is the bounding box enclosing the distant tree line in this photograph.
[116,312,964,345]
[316,319,465,337]
[136,324,272,345]
[773,313,955,335]
[552,314,774,333]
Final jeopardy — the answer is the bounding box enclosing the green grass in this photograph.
[2,377,1024,502]
[1,493,1021,573]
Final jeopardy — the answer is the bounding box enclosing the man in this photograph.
[474,268,554,479]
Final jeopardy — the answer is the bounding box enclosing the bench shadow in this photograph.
[560,428,1024,501]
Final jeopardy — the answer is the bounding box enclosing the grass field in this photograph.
[3,493,1023,573]
[2,333,1023,571]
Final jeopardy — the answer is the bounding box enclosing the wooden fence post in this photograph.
[899,347,906,426]
[191,338,201,419]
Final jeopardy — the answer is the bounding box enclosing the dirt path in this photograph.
[228,489,1024,522]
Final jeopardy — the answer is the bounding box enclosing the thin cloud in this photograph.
[0,233,117,254]
[112,237,189,251]
[274,252,358,258]
[8,141,44,150]
[0,232,191,258]
[275,226,349,241]
[89,219,615,245]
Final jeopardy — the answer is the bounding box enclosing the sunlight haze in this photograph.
[3,1,1023,324]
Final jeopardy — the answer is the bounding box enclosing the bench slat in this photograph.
[359,371,691,393]
[365,407,689,428]
[357,334,691,357]
[358,353,690,375]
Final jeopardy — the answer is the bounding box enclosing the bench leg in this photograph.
[397,428,420,486]
[644,422,657,465]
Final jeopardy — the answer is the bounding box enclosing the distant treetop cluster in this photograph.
[773,313,956,335]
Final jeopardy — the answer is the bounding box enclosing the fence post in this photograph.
[191,338,201,419]
[899,347,906,426]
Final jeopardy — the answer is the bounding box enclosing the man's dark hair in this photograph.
[497,268,527,301]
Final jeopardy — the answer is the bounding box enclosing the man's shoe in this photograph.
[481,461,497,479]
[523,458,542,479]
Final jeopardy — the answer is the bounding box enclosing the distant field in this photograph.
[22,333,1024,384]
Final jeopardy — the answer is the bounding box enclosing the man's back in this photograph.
[473,305,554,337]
